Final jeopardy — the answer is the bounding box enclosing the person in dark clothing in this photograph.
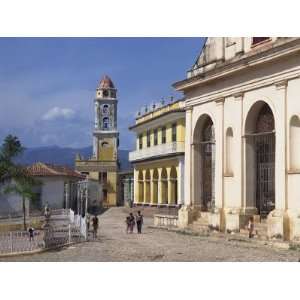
[92,215,99,239]
[28,227,35,242]
[126,216,131,234]
[129,213,135,234]
[136,211,143,234]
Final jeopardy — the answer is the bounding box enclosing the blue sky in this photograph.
[0,38,205,150]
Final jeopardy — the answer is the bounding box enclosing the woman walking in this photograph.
[129,213,135,234]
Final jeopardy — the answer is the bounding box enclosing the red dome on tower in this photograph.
[98,75,115,89]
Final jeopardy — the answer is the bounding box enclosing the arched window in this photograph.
[103,104,109,114]
[101,141,109,148]
[225,127,234,176]
[103,117,109,129]
[290,115,300,171]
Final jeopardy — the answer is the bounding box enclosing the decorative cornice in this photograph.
[215,97,225,105]
[275,80,288,90]
[185,106,193,112]
[233,92,244,101]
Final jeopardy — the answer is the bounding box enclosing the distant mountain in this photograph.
[16,145,132,171]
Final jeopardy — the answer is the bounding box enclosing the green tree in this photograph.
[0,135,27,184]
[0,135,41,230]
[4,179,40,230]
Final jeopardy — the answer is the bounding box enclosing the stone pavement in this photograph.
[1,207,300,262]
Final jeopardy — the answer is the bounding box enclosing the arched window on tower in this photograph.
[103,104,109,114]
[103,117,109,130]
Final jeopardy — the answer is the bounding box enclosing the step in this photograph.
[189,224,210,234]
[199,212,210,220]
[193,219,209,226]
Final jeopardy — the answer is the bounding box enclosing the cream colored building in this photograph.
[129,100,185,207]
[173,37,300,241]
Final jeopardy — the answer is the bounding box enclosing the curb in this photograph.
[149,225,292,250]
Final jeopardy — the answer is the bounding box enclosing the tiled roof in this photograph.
[27,162,86,179]
[98,75,115,89]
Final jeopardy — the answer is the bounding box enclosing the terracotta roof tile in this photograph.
[27,162,86,179]
[98,75,115,89]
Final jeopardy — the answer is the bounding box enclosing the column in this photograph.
[275,80,288,210]
[133,168,139,204]
[167,167,172,205]
[143,170,147,204]
[233,92,244,209]
[157,168,163,204]
[214,98,224,210]
[177,157,184,205]
[150,169,154,205]
[184,106,193,206]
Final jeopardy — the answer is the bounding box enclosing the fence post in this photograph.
[10,232,13,253]
[68,224,71,244]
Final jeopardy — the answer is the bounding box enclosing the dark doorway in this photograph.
[247,103,275,217]
[200,118,215,211]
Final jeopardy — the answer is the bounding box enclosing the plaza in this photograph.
[1,207,300,262]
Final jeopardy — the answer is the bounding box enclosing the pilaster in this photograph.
[184,106,193,206]
[214,97,225,210]
[274,80,288,211]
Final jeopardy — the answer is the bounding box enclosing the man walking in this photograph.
[92,215,99,239]
[136,211,143,234]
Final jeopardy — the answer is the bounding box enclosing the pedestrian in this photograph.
[136,211,143,234]
[87,214,90,233]
[129,213,135,234]
[125,215,131,234]
[248,216,255,238]
[92,215,99,239]
[28,226,35,242]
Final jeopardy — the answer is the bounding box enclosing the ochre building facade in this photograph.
[129,100,185,207]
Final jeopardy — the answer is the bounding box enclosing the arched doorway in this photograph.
[170,166,178,205]
[145,169,150,203]
[138,171,144,203]
[193,114,215,210]
[200,118,215,210]
[152,169,158,204]
[161,168,168,204]
[245,102,275,217]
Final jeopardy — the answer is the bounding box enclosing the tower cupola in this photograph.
[96,75,117,99]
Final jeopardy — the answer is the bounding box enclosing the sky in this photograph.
[0,38,205,150]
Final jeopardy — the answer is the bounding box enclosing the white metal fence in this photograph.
[0,209,87,256]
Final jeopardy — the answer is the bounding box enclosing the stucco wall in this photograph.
[184,42,300,219]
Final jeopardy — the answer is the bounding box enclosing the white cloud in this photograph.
[42,107,75,121]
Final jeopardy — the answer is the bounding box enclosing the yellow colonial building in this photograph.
[75,75,119,207]
[129,99,185,207]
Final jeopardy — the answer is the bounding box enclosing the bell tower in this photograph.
[75,75,119,207]
[92,75,119,207]
[93,75,119,162]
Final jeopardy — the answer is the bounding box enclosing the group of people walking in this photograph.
[126,211,143,234]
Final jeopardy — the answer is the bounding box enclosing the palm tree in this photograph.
[4,179,39,230]
[0,135,27,184]
[0,135,41,230]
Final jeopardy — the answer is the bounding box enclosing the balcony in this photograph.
[129,141,185,162]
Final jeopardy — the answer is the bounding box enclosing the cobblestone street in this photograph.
[1,207,300,262]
